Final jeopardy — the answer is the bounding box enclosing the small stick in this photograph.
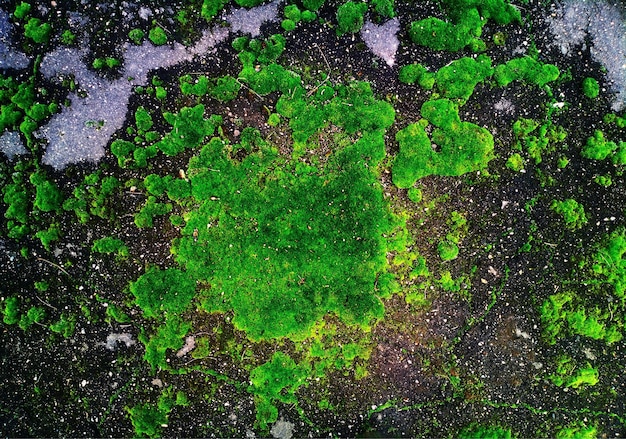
[36,257,70,277]
[36,296,58,311]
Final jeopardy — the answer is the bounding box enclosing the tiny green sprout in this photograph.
[24,17,52,44]
[34,281,49,292]
[582,77,600,99]
[13,2,31,20]
[557,156,569,168]
[594,174,612,187]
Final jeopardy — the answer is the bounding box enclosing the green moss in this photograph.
[13,2,31,19]
[371,0,395,18]
[92,237,129,257]
[593,174,611,187]
[302,0,326,11]
[398,63,434,89]
[494,56,559,87]
[512,119,566,164]
[550,198,587,230]
[19,306,45,331]
[30,171,63,212]
[556,424,597,439]
[49,314,76,338]
[438,240,459,261]
[284,4,301,21]
[201,0,229,20]
[208,75,241,102]
[155,105,220,156]
[459,424,513,439]
[281,18,296,31]
[128,28,145,45]
[2,296,20,325]
[506,153,524,171]
[336,1,368,35]
[35,225,60,251]
[249,352,310,430]
[135,106,153,132]
[140,316,191,371]
[129,267,195,319]
[24,18,52,44]
[434,55,493,102]
[582,77,599,99]
[581,130,617,161]
[127,403,168,438]
[592,228,626,300]
[148,26,168,46]
[407,187,422,203]
[301,10,317,21]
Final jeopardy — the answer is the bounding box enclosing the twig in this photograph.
[236,78,263,99]
[36,296,58,311]
[36,257,70,277]
[306,43,332,97]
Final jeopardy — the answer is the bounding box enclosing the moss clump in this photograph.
[128,28,144,44]
[458,424,513,439]
[434,55,493,102]
[582,77,600,99]
[494,56,560,87]
[392,99,494,185]
[438,240,459,261]
[92,237,129,257]
[2,296,20,325]
[30,171,63,212]
[550,198,587,230]
[556,424,597,439]
[249,352,310,430]
[35,225,60,251]
[592,228,626,300]
[506,153,524,171]
[24,18,52,44]
[149,26,168,46]
[336,1,368,35]
[580,129,626,164]
[129,267,195,319]
[398,63,434,89]
[409,11,482,52]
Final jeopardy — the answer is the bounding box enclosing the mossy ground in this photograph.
[1,0,626,437]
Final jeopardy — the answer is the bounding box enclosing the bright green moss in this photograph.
[392,120,432,188]
[129,267,195,319]
[592,228,626,300]
[336,1,368,35]
[408,187,422,203]
[13,2,31,19]
[371,0,395,18]
[581,130,617,161]
[409,7,483,52]
[208,75,241,102]
[35,225,60,251]
[434,55,493,102]
[30,171,63,212]
[459,424,513,439]
[494,56,559,87]
[127,403,168,438]
[512,119,566,164]
[506,153,524,171]
[550,198,587,230]
[134,196,172,228]
[155,105,220,156]
[594,174,611,187]
[201,0,229,20]
[49,314,76,338]
[284,4,301,21]
[556,424,598,439]
[2,296,20,325]
[582,77,600,99]
[438,240,459,261]
[301,10,317,21]
[281,19,296,31]
[249,352,310,430]
[3,182,30,224]
[19,306,45,331]
[302,0,326,11]
[149,26,168,46]
[398,63,434,89]
[92,237,129,257]
[24,18,52,44]
[135,106,153,132]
